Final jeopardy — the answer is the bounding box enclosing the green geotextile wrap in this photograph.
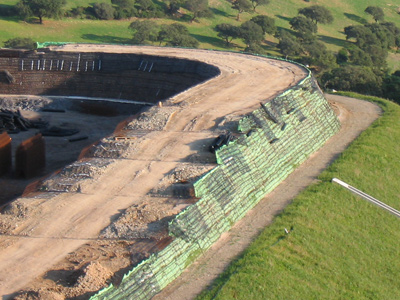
[91,68,340,300]
[36,42,71,48]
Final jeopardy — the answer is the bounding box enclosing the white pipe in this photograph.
[332,178,400,218]
[76,54,81,71]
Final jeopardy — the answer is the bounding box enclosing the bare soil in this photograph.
[0,45,379,300]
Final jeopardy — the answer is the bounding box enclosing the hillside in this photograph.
[1,0,399,70]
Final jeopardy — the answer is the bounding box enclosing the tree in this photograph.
[302,41,336,71]
[165,0,184,16]
[298,5,333,24]
[239,21,264,46]
[365,6,384,23]
[3,37,36,50]
[232,0,252,21]
[129,20,159,44]
[344,25,378,48]
[250,0,270,12]
[112,0,134,8]
[93,2,115,20]
[364,44,388,69]
[215,23,241,46]
[250,15,276,35]
[277,30,303,58]
[336,48,349,64]
[158,23,199,47]
[186,0,210,22]
[112,0,136,18]
[365,23,396,49]
[348,46,373,67]
[381,22,400,49]
[135,0,157,17]
[289,15,317,42]
[16,0,66,24]
[383,72,400,103]
[321,65,382,95]
[245,43,264,54]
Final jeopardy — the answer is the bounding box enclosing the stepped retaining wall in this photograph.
[90,69,340,300]
[0,49,220,103]
[0,46,340,298]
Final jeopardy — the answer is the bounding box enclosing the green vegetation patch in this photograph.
[198,94,400,300]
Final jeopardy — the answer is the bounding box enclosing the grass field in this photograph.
[197,94,400,300]
[1,0,399,55]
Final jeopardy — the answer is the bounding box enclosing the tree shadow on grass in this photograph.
[276,26,296,36]
[0,15,21,23]
[344,13,367,25]
[210,7,233,18]
[81,34,132,45]
[318,35,346,48]
[191,34,227,49]
[275,15,292,22]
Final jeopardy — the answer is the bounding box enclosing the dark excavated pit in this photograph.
[0,48,220,205]
[0,96,144,204]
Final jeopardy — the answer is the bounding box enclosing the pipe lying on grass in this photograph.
[332,178,400,218]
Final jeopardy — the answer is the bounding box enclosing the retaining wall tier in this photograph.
[90,72,341,300]
[0,50,220,103]
[0,46,340,299]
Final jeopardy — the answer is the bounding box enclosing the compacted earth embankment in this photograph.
[0,45,328,299]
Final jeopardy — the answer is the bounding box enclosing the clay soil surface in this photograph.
[0,45,379,300]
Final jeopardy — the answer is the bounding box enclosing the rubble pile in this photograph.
[0,109,47,134]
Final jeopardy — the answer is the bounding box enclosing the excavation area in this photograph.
[0,45,308,299]
[0,96,144,204]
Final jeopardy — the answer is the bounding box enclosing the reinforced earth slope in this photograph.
[0,45,338,299]
[91,68,340,300]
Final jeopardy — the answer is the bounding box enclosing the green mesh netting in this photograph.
[90,56,340,300]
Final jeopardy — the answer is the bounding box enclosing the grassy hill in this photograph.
[197,93,400,299]
[1,0,399,69]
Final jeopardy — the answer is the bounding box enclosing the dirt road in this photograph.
[0,46,308,298]
[152,94,381,300]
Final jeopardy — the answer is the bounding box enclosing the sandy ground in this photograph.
[152,94,381,300]
[0,45,308,298]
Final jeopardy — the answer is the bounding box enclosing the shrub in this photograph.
[3,38,37,50]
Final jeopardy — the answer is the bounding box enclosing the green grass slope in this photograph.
[1,0,399,52]
[197,94,400,300]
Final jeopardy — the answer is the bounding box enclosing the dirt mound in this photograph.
[126,106,178,131]
[0,96,53,112]
[14,289,65,300]
[100,202,176,240]
[0,197,42,234]
[69,262,113,297]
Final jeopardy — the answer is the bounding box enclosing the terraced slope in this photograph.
[0,45,307,298]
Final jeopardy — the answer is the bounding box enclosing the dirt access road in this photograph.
[0,45,308,298]
[153,94,381,300]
